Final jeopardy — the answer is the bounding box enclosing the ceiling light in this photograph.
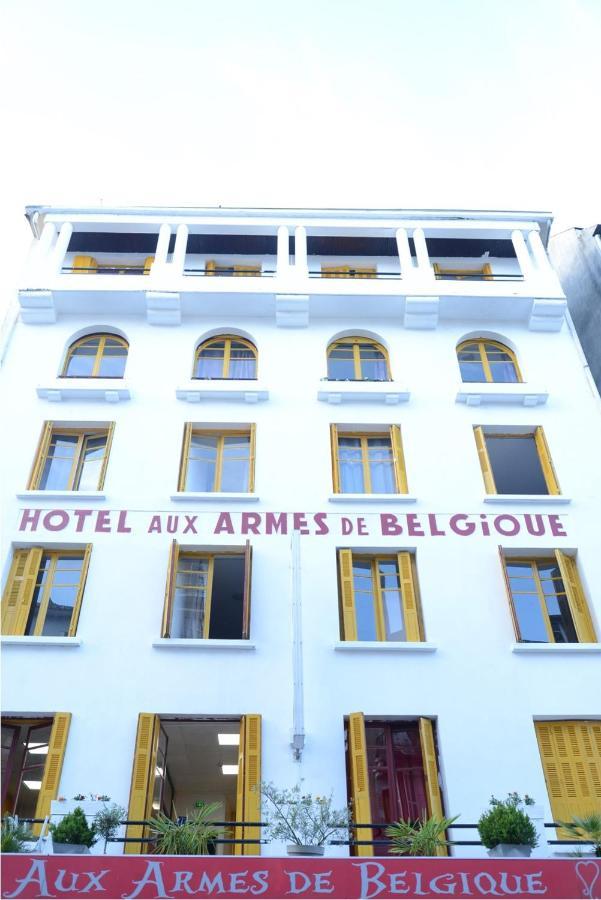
[23,780,42,790]
[152,802,160,811]
[218,733,240,746]
[221,764,239,776]
[155,766,164,778]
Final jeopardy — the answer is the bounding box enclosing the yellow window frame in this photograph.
[28,423,115,491]
[433,262,493,280]
[331,425,408,494]
[456,339,522,383]
[62,333,129,378]
[503,556,569,643]
[178,424,255,493]
[321,265,377,279]
[327,337,391,380]
[193,335,258,379]
[173,552,215,639]
[473,426,560,495]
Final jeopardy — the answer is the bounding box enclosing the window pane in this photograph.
[171,558,209,638]
[505,561,532,578]
[220,436,250,491]
[485,435,549,494]
[459,360,487,382]
[97,341,127,377]
[64,340,99,377]
[195,344,226,379]
[368,438,395,493]
[328,345,355,380]
[39,435,78,490]
[355,589,378,640]
[359,347,388,381]
[545,594,578,642]
[339,438,365,493]
[513,593,549,642]
[382,590,405,640]
[488,361,519,383]
[76,436,106,491]
[24,557,51,635]
[228,343,256,379]
[186,435,218,491]
[41,584,77,636]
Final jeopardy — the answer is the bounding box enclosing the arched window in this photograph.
[327,337,390,381]
[456,339,521,383]
[194,335,257,380]
[62,334,128,378]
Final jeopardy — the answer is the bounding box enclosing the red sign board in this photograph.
[1,855,599,899]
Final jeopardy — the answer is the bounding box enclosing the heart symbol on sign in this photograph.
[576,861,600,898]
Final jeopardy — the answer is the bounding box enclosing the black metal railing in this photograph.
[434,272,524,282]
[61,265,151,275]
[309,270,401,280]
[183,268,275,277]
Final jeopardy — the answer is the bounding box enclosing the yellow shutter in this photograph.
[330,424,340,493]
[322,265,350,278]
[354,267,377,279]
[483,263,493,281]
[535,721,601,838]
[398,552,421,641]
[348,713,373,856]
[554,551,596,643]
[67,545,92,636]
[242,541,252,639]
[10,547,43,636]
[390,425,408,493]
[28,421,53,490]
[235,715,261,856]
[2,549,32,634]
[474,426,496,493]
[234,264,260,277]
[178,423,193,491]
[248,424,256,492]
[418,717,447,856]
[498,547,521,640]
[161,540,179,638]
[234,716,246,856]
[125,713,159,854]
[143,256,155,275]
[535,427,560,495]
[338,549,357,641]
[205,260,216,276]
[97,423,115,490]
[72,255,97,274]
[33,713,71,835]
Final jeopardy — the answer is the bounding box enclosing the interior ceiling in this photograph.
[161,720,240,794]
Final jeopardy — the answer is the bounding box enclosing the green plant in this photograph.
[93,803,126,853]
[1,817,34,853]
[477,794,538,850]
[148,804,220,855]
[386,813,458,856]
[558,812,601,857]
[50,806,97,847]
[260,781,351,847]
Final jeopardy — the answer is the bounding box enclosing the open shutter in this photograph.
[11,548,43,636]
[28,422,53,490]
[161,540,179,638]
[97,423,115,490]
[330,424,340,493]
[33,713,71,835]
[125,713,160,854]
[143,256,155,275]
[398,552,421,641]
[242,541,252,639]
[234,264,260,277]
[72,255,97,274]
[535,427,560,495]
[234,717,246,855]
[68,545,92,636]
[338,549,357,641]
[354,267,377,279]
[2,549,34,634]
[242,714,261,854]
[322,265,350,278]
[418,717,447,856]
[205,260,216,276]
[474,426,495,493]
[178,423,193,491]
[348,712,373,856]
[554,551,596,642]
[248,424,256,492]
[390,425,408,494]
[498,546,521,640]
[483,263,493,281]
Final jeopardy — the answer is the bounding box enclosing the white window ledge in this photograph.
[17,490,107,501]
[1,636,82,647]
[456,383,548,406]
[483,495,571,505]
[512,643,601,654]
[334,641,436,652]
[37,381,130,402]
[171,492,259,502]
[318,383,410,405]
[153,639,255,650]
[176,382,269,403]
[329,494,417,504]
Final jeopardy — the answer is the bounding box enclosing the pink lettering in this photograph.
[380,513,402,536]
[214,512,235,534]
[18,508,41,532]
[293,513,310,535]
[493,515,521,536]
[548,514,567,537]
[43,510,69,532]
[94,511,111,533]
[450,514,476,536]
[74,509,94,532]
[406,513,424,537]
[242,513,261,535]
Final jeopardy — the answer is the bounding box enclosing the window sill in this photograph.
[334,641,436,652]
[37,381,130,402]
[328,494,417,504]
[483,495,571,505]
[152,639,256,650]
[318,383,410,405]
[512,643,601,654]
[170,492,259,502]
[456,383,548,407]
[176,382,269,403]
[1,636,82,647]
[17,490,107,501]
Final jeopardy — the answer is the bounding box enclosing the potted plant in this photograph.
[260,781,351,856]
[1,817,34,853]
[148,803,220,855]
[478,793,538,857]
[386,813,458,856]
[558,812,601,857]
[50,806,97,854]
[92,803,126,854]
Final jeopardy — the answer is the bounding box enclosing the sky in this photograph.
[1,0,600,303]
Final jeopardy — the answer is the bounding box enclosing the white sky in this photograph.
[1,0,600,303]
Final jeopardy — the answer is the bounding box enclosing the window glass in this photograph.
[77,436,107,491]
[359,346,388,381]
[170,555,245,639]
[220,436,250,492]
[64,335,127,378]
[172,557,209,638]
[513,593,549,642]
[339,438,365,493]
[458,341,519,383]
[378,561,405,640]
[507,559,578,643]
[195,338,257,379]
[457,347,486,382]
[97,339,127,377]
[229,342,256,379]
[196,342,226,379]
[367,438,395,493]
[64,339,100,377]
[353,559,378,641]
[36,430,110,492]
[485,435,548,494]
[24,554,84,637]
[39,435,78,490]
[186,435,218,491]
[328,344,356,380]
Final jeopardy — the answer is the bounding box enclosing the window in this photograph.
[321,265,377,279]
[28,423,114,491]
[338,551,423,642]
[500,550,596,644]
[535,721,601,838]
[178,424,255,493]
[457,339,521,383]
[433,263,492,280]
[194,336,257,380]
[62,334,128,378]
[1,547,91,637]
[474,426,559,495]
[327,337,390,381]
[205,260,261,276]
[330,425,407,494]
[72,255,154,275]
[161,541,252,640]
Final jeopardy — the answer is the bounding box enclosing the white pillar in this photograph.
[154,224,171,269]
[172,224,188,275]
[276,226,290,276]
[396,227,413,276]
[511,229,535,279]
[51,222,73,274]
[294,226,308,277]
[290,529,304,760]
[412,227,432,275]
[527,229,553,276]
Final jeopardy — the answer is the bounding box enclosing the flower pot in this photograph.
[487,844,533,858]
[52,843,91,854]
[287,844,325,857]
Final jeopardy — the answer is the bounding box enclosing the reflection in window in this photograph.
[62,334,128,378]
[327,337,390,381]
[505,559,578,643]
[194,336,257,380]
[457,340,520,384]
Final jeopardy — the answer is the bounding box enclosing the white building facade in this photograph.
[1,206,600,871]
